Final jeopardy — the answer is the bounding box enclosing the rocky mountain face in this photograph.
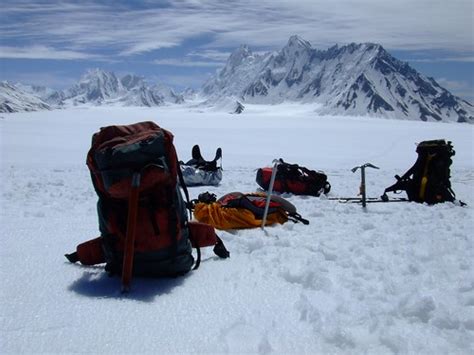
[0,82,52,113]
[201,36,473,123]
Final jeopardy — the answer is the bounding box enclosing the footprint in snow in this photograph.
[280,269,332,292]
[220,318,271,354]
[399,296,436,323]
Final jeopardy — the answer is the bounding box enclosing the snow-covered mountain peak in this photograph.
[226,44,254,68]
[284,35,312,52]
[200,36,473,123]
[322,42,382,63]
[56,70,181,107]
[0,81,52,113]
[78,69,122,90]
[3,69,186,112]
[121,74,146,90]
[278,35,313,64]
[65,70,121,104]
[348,42,381,53]
[80,68,112,82]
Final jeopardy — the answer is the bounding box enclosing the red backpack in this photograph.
[65,121,228,291]
[256,160,331,196]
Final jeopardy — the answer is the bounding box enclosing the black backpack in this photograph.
[382,139,456,204]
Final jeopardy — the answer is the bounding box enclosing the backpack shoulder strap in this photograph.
[188,221,230,270]
[383,157,419,195]
[176,159,192,219]
[287,212,309,225]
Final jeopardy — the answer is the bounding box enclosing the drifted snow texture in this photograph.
[1,105,473,354]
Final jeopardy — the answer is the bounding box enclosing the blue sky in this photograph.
[1,0,473,101]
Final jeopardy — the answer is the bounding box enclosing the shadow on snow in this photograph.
[66,263,189,302]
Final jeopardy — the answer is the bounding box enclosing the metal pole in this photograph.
[261,159,280,229]
[361,167,366,208]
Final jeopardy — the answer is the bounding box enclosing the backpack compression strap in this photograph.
[176,159,192,218]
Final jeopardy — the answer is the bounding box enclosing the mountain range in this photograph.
[0,82,52,113]
[202,36,473,123]
[2,36,473,123]
[0,69,184,113]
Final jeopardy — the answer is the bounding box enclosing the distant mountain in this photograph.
[201,36,473,123]
[15,83,65,105]
[0,82,51,113]
[3,69,185,112]
[4,43,473,123]
[62,69,126,105]
[62,69,183,107]
[151,82,185,104]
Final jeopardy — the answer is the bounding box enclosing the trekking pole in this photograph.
[351,163,379,208]
[261,159,281,229]
[121,172,141,293]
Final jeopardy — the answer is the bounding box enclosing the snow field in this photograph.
[1,105,473,354]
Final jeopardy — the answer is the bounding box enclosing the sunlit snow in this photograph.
[1,104,473,354]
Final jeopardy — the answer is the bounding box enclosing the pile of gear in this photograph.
[65,121,463,292]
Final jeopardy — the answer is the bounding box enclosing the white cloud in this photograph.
[436,78,474,102]
[3,71,78,89]
[436,78,471,90]
[187,50,230,62]
[408,56,474,63]
[1,0,472,58]
[153,58,224,67]
[0,45,98,60]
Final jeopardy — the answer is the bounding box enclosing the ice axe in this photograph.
[351,163,379,208]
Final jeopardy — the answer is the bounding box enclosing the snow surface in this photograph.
[1,104,473,354]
